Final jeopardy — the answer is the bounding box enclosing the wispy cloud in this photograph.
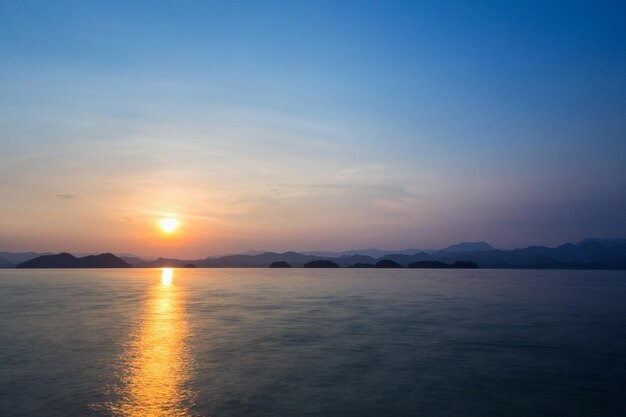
[56,194,80,200]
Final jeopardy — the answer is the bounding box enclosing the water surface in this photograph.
[0,268,625,416]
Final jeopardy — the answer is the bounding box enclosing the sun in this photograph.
[159,218,179,233]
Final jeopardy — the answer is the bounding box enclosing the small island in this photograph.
[303,260,340,268]
[408,260,479,269]
[348,262,375,268]
[375,259,403,268]
[269,261,291,268]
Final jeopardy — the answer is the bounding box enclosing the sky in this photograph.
[1,0,625,258]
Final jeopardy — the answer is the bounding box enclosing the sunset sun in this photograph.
[159,218,179,234]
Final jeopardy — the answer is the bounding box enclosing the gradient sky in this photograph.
[1,1,625,257]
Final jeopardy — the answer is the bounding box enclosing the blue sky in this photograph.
[1,1,625,256]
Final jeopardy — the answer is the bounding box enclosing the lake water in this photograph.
[0,268,625,416]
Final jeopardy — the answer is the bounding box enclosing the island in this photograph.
[269,261,291,268]
[17,253,131,268]
[375,259,403,268]
[348,262,375,268]
[303,260,340,268]
[408,260,479,269]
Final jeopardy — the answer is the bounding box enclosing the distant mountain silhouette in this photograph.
[441,241,495,253]
[302,248,422,258]
[0,251,52,266]
[408,260,479,268]
[301,242,497,258]
[199,252,318,268]
[577,238,626,248]
[269,261,291,268]
[134,257,189,268]
[73,253,131,268]
[183,264,197,268]
[120,256,151,266]
[303,260,340,268]
[334,254,378,267]
[381,252,432,265]
[89,241,626,269]
[5,238,626,269]
[0,257,13,268]
[132,252,376,268]
[408,261,451,268]
[375,259,403,268]
[432,242,626,269]
[17,253,131,268]
[17,253,78,268]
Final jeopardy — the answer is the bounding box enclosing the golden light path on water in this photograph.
[109,268,195,417]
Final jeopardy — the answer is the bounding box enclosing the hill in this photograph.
[375,259,403,268]
[17,253,131,268]
[6,238,626,269]
[303,260,340,268]
[441,241,495,253]
[269,261,291,268]
[577,238,626,248]
[116,240,626,269]
[0,257,13,268]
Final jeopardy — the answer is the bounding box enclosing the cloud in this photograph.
[56,194,80,200]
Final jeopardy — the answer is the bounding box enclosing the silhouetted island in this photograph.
[409,261,450,268]
[408,260,478,269]
[348,262,375,268]
[303,260,340,268]
[6,238,626,269]
[375,259,403,268]
[183,263,197,268]
[269,261,291,268]
[17,253,131,268]
[453,260,479,268]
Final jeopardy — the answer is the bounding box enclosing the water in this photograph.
[0,268,625,417]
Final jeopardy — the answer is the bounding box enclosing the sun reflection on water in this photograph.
[108,268,195,416]
[161,268,173,286]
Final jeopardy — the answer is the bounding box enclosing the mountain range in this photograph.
[6,239,626,269]
[16,253,131,268]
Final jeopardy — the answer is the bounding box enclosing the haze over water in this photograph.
[1,268,625,416]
